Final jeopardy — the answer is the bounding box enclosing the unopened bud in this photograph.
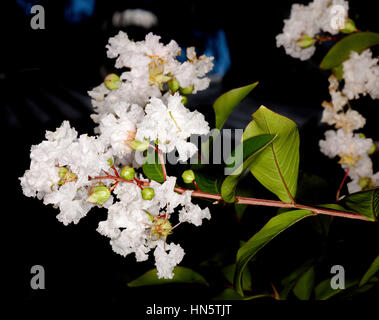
[104,74,121,90]
[141,187,155,200]
[168,78,180,93]
[59,167,69,178]
[369,143,376,155]
[180,84,194,95]
[182,169,195,184]
[120,166,135,181]
[296,34,315,49]
[341,19,357,34]
[86,185,111,205]
[129,139,150,151]
[181,95,188,105]
[107,158,114,167]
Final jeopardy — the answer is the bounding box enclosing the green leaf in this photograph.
[213,82,259,130]
[185,172,221,195]
[142,149,164,183]
[338,187,379,221]
[320,32,379,70]
[214,289,273,300]
[127,266,208,287]
[243,106,300,203]
[292,266,315,300]
[221,134,276,203]
[314,278,358,300]
[222,264,252,291]
[359,255,379,287]
[280,259,315,299]
[234,209,315,296]
[213,288,244,300]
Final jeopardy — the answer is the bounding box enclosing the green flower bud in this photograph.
[104,74,121,90]
[59,167,69,178]
[168,78,180,93]
[182,169,195,184]
[358,133,366,139]
[180,84,194,95]
[129,139,150,151]
[368,143,376,155]
[86,185,111,206]
[107,158,114,167]
[120,166,135,181]
[141,187,155,200]
[181,95,188,105]
[296,34,315,49]
[341,19,357,34]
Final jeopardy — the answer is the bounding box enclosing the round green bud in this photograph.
[296,34,315,49]
[341,19,357,34]
[182,169,195,184]
[181,95,188,105]
[104,73,121,90]
[141,187,155,200]
[120,166,135,181]
[129,139,150,151]
[180,84,194,95]
[168,78,180,93]
[86,185,111,206]
[368,143,376,155]
[358,133,366,139]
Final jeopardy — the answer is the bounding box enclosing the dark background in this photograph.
[1,0,378,305]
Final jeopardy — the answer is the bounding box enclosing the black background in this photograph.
[1,0,378,307]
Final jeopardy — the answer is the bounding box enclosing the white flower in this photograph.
[136,93,209,161]
[174,47,214,93]
[342,49,379,100]
[97,103,144,158]
[154,241,185,279]
[178,191,211,226]
[20,121,112,224]
[276,0,349,60]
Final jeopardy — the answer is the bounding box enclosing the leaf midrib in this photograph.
[261,112,294,203]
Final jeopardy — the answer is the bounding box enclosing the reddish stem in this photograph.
[158,150,167,181]
[336,168,350,201]
[89,175,372,222]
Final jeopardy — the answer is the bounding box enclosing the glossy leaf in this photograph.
[359,255,379,287]
[213,82,258,130]
[314,278,358,300]
[292,266,315,300]
[127,266,208,287]
[243,106,300,203]
[234,209,315,296]
[222,264,252,291]
[221,134,276,203]
[320,32,379,70]
[338,187,379,221]
[142,149,164,183]
[280,259,315,299]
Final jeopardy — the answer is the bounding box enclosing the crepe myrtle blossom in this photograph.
[97,176,210,277]
[136,93,210,161]
[276,0,350,60]
[342,49,379,100]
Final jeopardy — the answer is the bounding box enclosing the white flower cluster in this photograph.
[20,32,215,278]
[276,0,349,60]
[319,75,378,193]
[342,49,379,100]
